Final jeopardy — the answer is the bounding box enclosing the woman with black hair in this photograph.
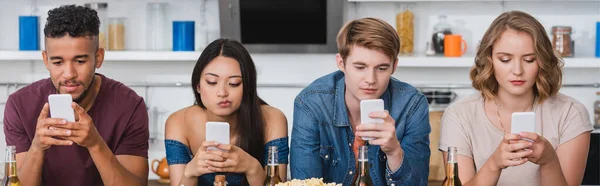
[164,39,289,186]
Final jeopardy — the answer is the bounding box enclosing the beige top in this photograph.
[438,93,594,186]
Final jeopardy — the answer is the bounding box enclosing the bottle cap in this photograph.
[215,175,226,182]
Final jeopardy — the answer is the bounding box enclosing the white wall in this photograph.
[0,0,221,51]
[348,1,600,57]
[0,0,599,180]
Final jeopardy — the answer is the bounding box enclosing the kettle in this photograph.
[152,157,170,184]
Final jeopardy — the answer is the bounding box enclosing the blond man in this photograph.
[290,17,430,186]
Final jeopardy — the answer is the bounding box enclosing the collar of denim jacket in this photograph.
[333,76,350,127]
[332,75,393,127]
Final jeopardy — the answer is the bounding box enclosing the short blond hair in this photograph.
[336,17,400,62]
[470,11,563,103]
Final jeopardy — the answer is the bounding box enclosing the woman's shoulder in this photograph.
[261,105,286,121]
[165,105,206,141]
[543,93,589,117]
[166,106,205,124]
[544,93,585,107]
[261,105,288,141]
[445,93,484,114]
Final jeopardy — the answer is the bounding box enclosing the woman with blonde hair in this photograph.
[439,11,593,186]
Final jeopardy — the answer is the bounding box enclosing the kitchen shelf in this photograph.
[397,56,600,68]
[0,51,202,62]
[348,0,600,2]
[1,51,599,68]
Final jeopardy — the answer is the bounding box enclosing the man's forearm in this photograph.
[17,148,45,186]
[386,147,404,171]
[88,142,145,186]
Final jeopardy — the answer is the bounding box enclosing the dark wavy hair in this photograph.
[44,5,99,45]
[470,11,563,103]
[191,39,267,179]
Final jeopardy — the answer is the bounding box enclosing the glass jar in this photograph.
[432,15,452,55]
[396,4,414,56]
[594,91,600,128]
[551,26,573,57]
[147,2,168,51]
[85,3,108,49]
[108,17,126,51]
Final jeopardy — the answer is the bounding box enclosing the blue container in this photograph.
[19,16,39,51]
[596,21,600,58]
[172,21,195,51]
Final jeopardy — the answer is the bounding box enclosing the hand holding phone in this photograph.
[31,102,74,151]
[360,99,384,140]
[205,122,230,151]
[48,94,75,122]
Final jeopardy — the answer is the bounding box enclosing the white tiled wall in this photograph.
[0,0,598,180]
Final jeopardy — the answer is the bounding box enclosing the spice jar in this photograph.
[551,26,573,57]
[395,4,414,56]
[85,3,108,49]
[108,17,126,51]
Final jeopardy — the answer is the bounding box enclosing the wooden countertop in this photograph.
[149,180,170,186]
[149,180,444,186]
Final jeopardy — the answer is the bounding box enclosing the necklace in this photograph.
[494,97,537,134]
[494,99,507,133]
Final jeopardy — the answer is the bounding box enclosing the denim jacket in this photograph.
[290,71,430,186]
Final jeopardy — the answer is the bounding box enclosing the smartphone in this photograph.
[48,94,75,122]
[511,112,536,142]
[205,121,230,151]
[360,99,384,140]
[511,112,535,134]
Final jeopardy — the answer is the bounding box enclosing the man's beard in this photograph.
[55,76,95,103]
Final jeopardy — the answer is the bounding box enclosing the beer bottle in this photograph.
[353,146,373,186]
[263,146,281,186]
[3,146,20,186]
[442,147,462,186]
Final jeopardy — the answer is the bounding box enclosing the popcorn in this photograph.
[275,178,341,186]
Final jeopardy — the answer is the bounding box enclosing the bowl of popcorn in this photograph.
[275,178,341,186]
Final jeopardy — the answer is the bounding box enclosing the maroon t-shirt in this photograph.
[3,74,149,186]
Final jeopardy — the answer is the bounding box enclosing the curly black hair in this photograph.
[44,5,99,38]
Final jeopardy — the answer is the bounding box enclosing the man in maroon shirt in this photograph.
[3,5,149,186]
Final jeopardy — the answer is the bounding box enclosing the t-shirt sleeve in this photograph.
[114,99,149,158]
[439,105,473,158]
[3,96,32,154]
[558,101,594,145]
